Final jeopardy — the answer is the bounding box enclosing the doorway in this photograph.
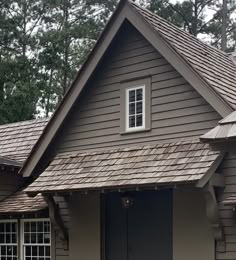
[105,190,172,260]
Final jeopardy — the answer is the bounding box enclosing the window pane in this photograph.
[0,224,5,233]
[11,234,16,244]
[24,233,30,244]
[23,220,51,260]
[136,88,143,101]
[5,224,10,233]
[129,116,135,128]
[44,234,50,244]
[38,222,43,233]
[136,101,143,114]
[129,90,135,102]
[129,103,135,115]
[31,222,36,233]
[45,246,50,256]
[24,222,30,233]
[136,115,143,127]
[31,233,37,244]
[5,234,10,244]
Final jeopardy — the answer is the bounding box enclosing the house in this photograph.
[0,0,236,259]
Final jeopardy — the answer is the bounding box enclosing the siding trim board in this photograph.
[20,0,232,178]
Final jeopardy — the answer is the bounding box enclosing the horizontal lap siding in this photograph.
[57,24,221,153]
[217,155,236,260]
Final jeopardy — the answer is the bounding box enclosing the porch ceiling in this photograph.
[25,139,223,194]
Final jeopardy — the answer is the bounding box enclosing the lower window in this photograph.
[22,219,51,260]
[0,219,51,260]
[0,220,17,260]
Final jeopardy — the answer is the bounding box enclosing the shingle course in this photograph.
[26,139,221,193]
[201,111,236,141]
[0,189,47,214]
[0,118,48,162]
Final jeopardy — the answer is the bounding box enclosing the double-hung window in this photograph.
[0,219,51,260]
[126,86,145,131]
[22,219,51,260]
[0,220,17,260]
[121,77,150,134]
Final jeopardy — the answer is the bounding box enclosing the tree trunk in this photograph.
[221,0,227,51]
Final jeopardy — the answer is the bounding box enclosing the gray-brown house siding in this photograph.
[217,154,236,260]
[50,23,222,260]
[57,23,221,154]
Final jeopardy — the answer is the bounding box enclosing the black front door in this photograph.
[105,190,172,260]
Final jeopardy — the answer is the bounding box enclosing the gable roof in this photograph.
[0,118,48,163]
[25,139,222,194]
[20,0,235,178]
[201,111,236,141]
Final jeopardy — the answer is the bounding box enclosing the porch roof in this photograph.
[25,139,222,194]
[201,111,236,142]
[0,189,47,214]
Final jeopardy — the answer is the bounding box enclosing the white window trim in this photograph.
[20,218,51,260]
[125,85,146,132]
[0,219,18,260]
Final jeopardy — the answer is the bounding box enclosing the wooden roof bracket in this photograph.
[203,182,225,252]
[44,195,69,250]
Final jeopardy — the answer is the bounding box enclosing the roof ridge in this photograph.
[129,1,234,61]
[0,117,49,129]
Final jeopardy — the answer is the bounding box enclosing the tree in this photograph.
[0,0,46,123]
[206,0,236,51]
[148,0,236,51]
[37,0,117,116]
[148,0,216,37]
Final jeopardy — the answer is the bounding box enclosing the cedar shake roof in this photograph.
[0,189,47,214]
[0,118,48,163]
[0,156,22,168]
[130,1,236,109]
[26,140,221,194]
[201,111,236,141]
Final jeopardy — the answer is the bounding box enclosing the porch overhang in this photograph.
[25,139,223,195]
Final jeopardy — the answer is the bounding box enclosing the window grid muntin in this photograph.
[126,85,145,131]
[0,220,17,260]
[22,219,51,260]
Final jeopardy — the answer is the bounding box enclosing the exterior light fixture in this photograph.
[121,194,134,208]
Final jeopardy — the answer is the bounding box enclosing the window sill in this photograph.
[120,128,151,135]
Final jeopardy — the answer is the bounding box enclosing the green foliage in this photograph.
[0,0,235,123]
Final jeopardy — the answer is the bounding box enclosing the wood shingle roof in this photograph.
[25,140,221,194]
[0,118,48,163]
[201,111,236,141]
[0,189,47,214]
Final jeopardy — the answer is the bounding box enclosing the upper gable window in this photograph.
[126,86,145,131]
[120,77,151,134]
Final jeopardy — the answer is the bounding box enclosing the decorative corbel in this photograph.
[203,182,225,252]
[44,195,69,250]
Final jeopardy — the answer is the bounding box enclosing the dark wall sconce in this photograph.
[121,194,134,209]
